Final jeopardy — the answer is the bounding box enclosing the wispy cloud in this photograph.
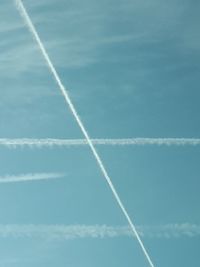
[0,0,137,75]
[0,138,200,148]
[0,173,65,183]
[0,223,199,240]
[0,0,197,79]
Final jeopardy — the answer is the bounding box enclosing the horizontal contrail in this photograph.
[0,138,200,148]
[0,223,199,240]
[0,173,65,183]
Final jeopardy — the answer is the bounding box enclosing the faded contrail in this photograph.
[0,138,200,148]
[0,223,199,240]
[0,173,65,183]
[15,1,155,266]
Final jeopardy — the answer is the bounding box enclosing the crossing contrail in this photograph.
[0,173,65,183]
[15,1,155,266]
[0,223,199,240]
[0,138,200,148]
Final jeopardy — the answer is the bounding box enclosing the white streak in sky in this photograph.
[15,1,154,266]
[0,138,200,148]
[0,223,199,240]
[0,173,65,183]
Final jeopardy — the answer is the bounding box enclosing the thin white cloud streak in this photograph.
[0,173,65,183]
[0,138,200,148]
[0,223,199,240]
[15,1,155,267]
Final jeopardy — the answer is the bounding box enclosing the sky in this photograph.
[0,0,200,266]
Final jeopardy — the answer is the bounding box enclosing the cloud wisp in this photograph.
[15,2,155,266]
[0,173,65,183]
[0,138,200,148]
[0,223,199,240]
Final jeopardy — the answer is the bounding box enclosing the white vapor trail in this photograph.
[0,138,200,148]
[0,223,199,240]
[0,173,65,183]
[15,1,155,266]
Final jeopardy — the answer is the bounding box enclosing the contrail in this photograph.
[0,223,199,240]
[0,138,200,148]
[15,1,155,266]
[0,173,65,183]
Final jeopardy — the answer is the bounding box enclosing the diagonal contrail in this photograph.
[0,137,200,148]
[0,173,65,183]
[15,1,155,266]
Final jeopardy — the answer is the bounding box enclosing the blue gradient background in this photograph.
[0,0,200,266]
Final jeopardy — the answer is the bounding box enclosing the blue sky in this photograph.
[0,0,200,266]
